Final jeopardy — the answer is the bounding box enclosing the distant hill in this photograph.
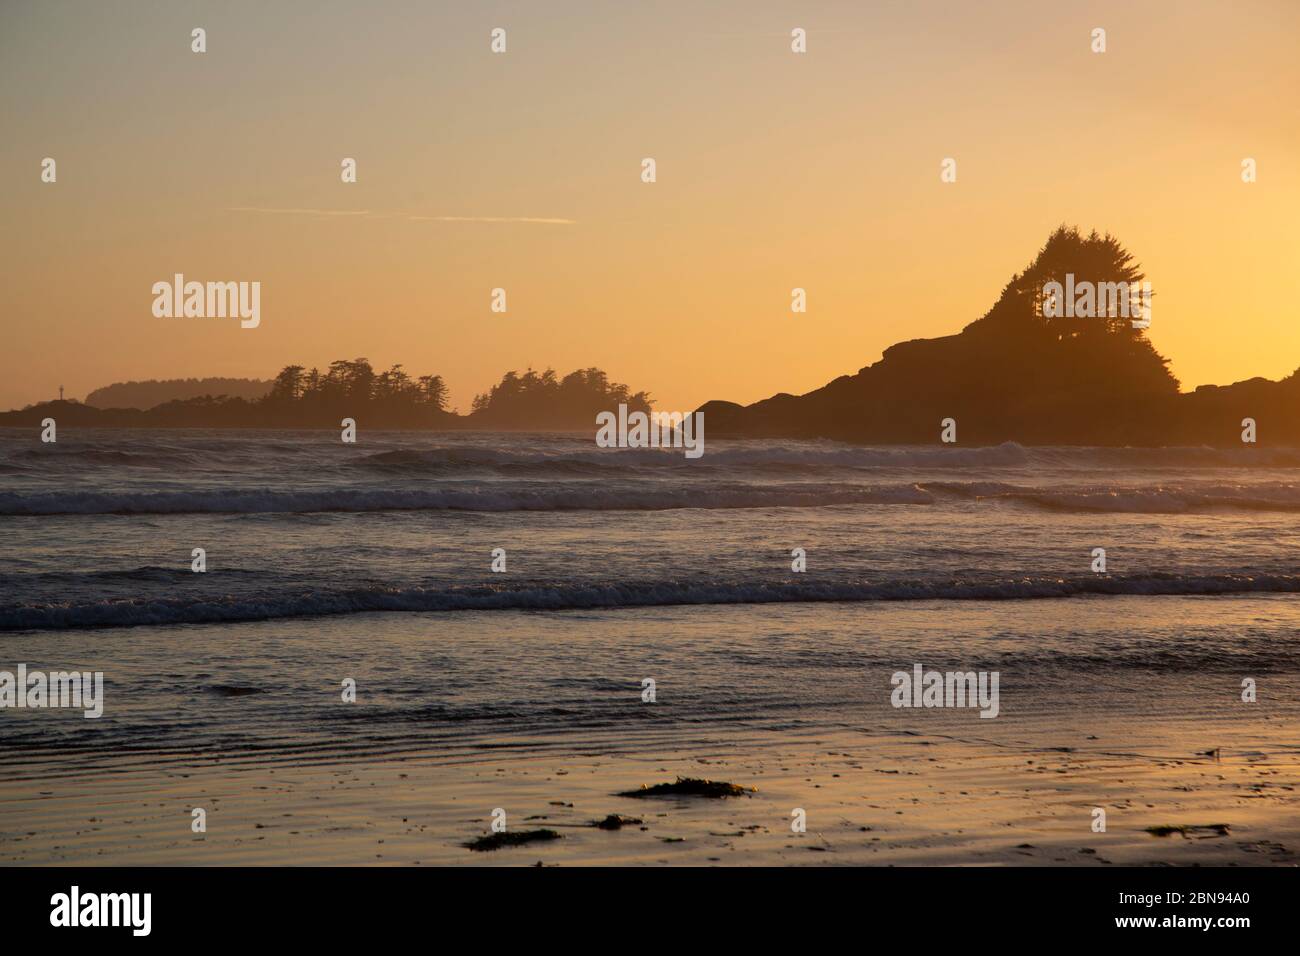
[84,378,272,409]
[698,227,1300,446]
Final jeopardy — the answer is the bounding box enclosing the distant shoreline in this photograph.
[1,397,1295,448]
[0,401,608,434]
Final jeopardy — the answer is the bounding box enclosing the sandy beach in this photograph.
[5,691,1294,863]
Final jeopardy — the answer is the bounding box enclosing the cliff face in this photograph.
[700,230,1299,446]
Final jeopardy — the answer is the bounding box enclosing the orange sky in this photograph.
[2,0,1297,414]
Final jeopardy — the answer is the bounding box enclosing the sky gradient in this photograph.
[2,0,1298,415]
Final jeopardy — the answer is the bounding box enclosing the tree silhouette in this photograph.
[1012,225,1150,337]
[470,366,652,427]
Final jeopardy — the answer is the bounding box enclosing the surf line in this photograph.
[595,403,704,459]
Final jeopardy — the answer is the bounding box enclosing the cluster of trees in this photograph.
[469,367,652,427]
[255,359,650,428]
[968,225,1179,396]
[265,360,449,414]
[1009,225,1150,338]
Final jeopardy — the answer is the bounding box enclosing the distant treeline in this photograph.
[470,367,652,428]
[85,377,272,409]
[262,360,453,426]
[263,360,651,428]
[15,226,1300,444]
[10,363,652,430]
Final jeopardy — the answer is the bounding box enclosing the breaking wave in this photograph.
[0,484,933,515]
[7,478,1300,515]
[5,572,1299,630]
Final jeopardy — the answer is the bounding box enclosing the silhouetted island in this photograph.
[698,227,1300,446]
[0,363,651,432]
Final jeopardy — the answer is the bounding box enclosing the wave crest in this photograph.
[5,573,1299,630]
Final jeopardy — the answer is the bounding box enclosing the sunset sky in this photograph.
[2,0,1298,415]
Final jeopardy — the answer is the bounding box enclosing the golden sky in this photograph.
[2,0,1297,415]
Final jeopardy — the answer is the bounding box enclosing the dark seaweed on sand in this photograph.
[463,829,562,851]
[1144,823,1231,838]
[616,776,755,798]
[593,814,643,829]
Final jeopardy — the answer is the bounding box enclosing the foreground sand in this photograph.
[3,721,1296,866]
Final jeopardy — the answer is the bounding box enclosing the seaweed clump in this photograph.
[593,814,643,830]
[616,777,756,798]
[1144,824,1231,838]
[464,829,562,852]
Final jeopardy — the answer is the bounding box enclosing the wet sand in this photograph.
[3,721,1295,866]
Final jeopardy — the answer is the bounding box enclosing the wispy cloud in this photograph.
[406,215,576,225]
[227,207,371,217]
[227,207,574,225]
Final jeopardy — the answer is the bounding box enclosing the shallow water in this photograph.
[2,429,1297,771]
[4,430,1300,630]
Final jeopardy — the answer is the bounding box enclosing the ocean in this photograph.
[2,428,1298,784]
